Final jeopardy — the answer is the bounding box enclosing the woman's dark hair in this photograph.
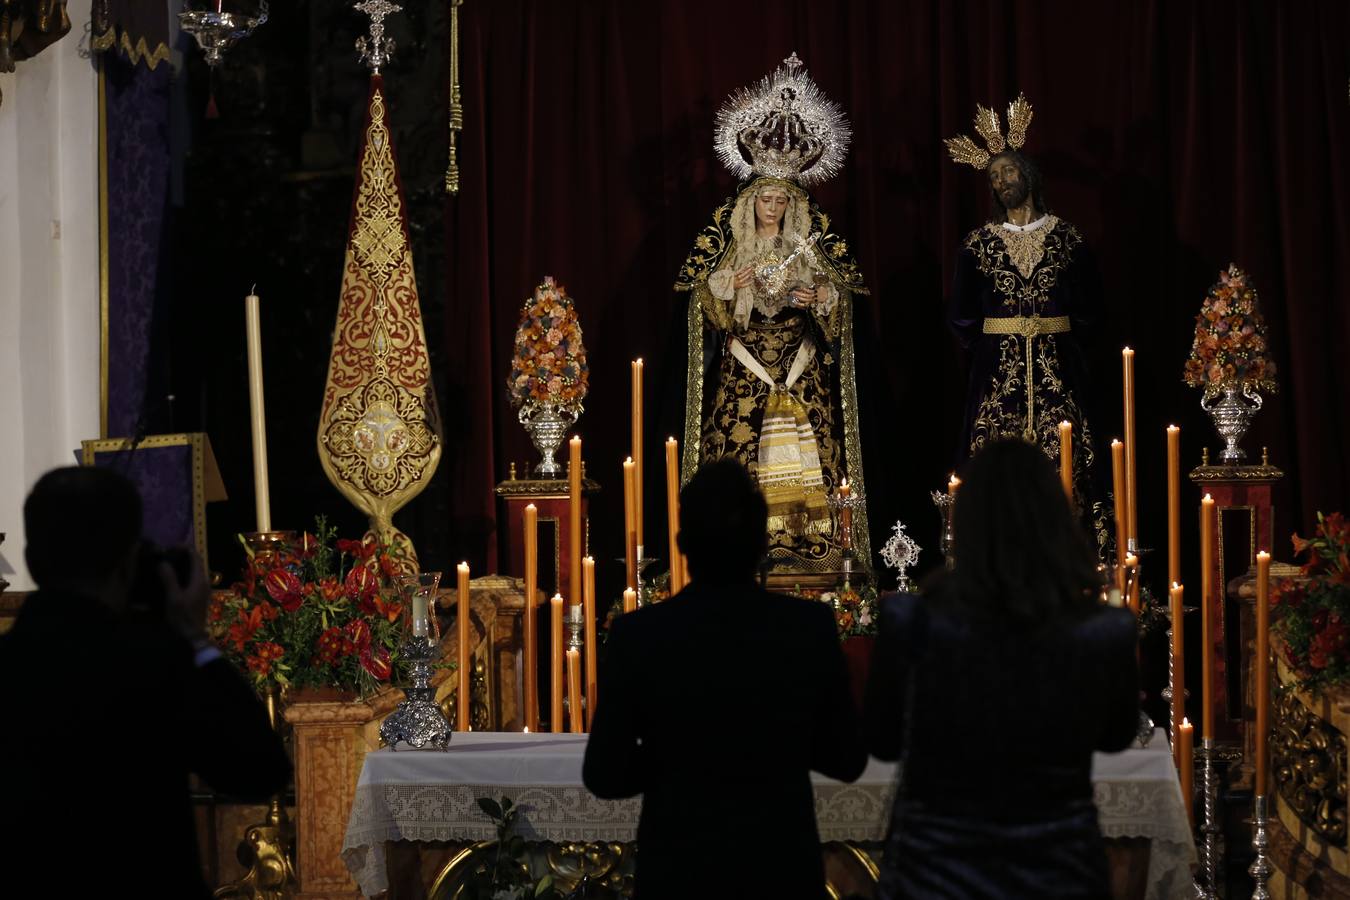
[987,150,1048,221]
[948,439,1102,621]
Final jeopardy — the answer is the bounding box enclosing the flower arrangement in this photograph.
[507,276,589,413]
[1182,264,1278,397]
[797,584,880,638]
[1272,512,1350,693]
[209,518,410,695]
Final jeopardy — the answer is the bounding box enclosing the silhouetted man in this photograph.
[0,467,290,898]
[584,459,866,899]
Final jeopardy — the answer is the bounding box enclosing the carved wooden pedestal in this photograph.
[1190,457,1283,741]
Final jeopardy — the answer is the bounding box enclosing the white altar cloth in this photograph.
[343,729,1196,899]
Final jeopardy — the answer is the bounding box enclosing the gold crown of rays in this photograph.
[944,94,1034,170]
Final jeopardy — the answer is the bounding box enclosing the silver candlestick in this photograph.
[930,490,955,568]
[1249,794,1272,899]
[379,635,451,750]
[1198,737,1222,899]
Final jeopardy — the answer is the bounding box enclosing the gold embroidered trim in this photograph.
[988,215,1058,278]
[681,291,705,486]
[92,28,171,71]
[838,290,872,567]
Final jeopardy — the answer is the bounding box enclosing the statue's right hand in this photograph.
[733,265,755,290]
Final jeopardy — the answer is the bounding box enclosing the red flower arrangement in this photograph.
[506,276,589,413]
[209,518,409,694]
[1182,264,1278,397]
[1272,512,1350,693]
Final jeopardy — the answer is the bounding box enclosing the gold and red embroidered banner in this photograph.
[317,75,441,558]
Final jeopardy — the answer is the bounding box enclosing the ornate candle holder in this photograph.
[1198,738,1222,899]
[178,1,269,68]
[1248,793,1272,899]
[930,490,955,567]
[827,487,866,588]
[242,531,296,567]
[379,572,451,750]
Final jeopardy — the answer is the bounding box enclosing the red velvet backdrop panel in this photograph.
[445,0,1350,592]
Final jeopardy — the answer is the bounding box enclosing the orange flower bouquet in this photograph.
[507,276,589,414]
[1182,264,1278,398]
[1272,512,1350,693]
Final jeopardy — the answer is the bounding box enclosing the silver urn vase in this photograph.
[519,402,578,478]
[1201,381,1263,464]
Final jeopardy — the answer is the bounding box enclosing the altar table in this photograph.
[343,730,1196,899]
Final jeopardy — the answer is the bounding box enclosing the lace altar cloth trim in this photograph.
[342,730,1195,898]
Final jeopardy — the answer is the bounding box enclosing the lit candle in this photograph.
[1111,440,1127,592]
[582,555,597,729]
[1179,718,1195,825]
[623,457,637,590]
[631,359,644,552]
[568,436,582,623]
[1167,426,1181,588]
[947,473,961,496]
[1200,494,1215,740]
[523,504,539,733]
[457,562,471,730]
[566,648,583,734]
[623,588,637,614]
[1255,551,1271,796]
[1122,347,1137,551]
[1059,420,1073,502]
[244,290,272,532]
[665,437,682,594]
[550,593,564,733]
[412,591,428,638]
[1124,554,1139,615]
[1170,582,1185,767]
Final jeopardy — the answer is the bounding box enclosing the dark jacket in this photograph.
[583,580,867,900]
[865,589,1139,898]
[0,590,291,898]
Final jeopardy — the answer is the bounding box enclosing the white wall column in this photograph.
[0,0,101,591]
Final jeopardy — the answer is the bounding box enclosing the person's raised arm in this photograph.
[165,552,290,799]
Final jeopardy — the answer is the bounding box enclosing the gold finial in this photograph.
[1202,447,1210,466]
[509,462,517,481]
[1262,446,1269,466]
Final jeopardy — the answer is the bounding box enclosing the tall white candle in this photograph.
[244,290,272,532]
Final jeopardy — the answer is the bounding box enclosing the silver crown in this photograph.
[714,53,851,187]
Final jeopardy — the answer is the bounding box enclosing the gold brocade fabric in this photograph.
[317,81,441,553]
[699,310,843,572]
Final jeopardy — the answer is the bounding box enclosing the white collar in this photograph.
[1000,213,1050,233]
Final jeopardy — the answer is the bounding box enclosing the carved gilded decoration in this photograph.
[1272,680,1348,845]
[318,83,441,553]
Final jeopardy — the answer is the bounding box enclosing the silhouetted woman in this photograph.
[865,438,1138,898]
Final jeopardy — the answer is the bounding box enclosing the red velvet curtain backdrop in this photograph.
[445,1,1349,592]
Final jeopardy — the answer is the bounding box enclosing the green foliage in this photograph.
[461,796,564,900]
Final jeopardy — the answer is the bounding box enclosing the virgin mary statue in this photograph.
[673,53,873,579]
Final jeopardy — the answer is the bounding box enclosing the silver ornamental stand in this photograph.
[1249,793,1272,899]
[379,634,452,750]
[1197,738,1222,899]
[930,490,955,568]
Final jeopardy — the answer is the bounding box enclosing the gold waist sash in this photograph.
[981,315,1071,442]
[982,315,1071,337]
